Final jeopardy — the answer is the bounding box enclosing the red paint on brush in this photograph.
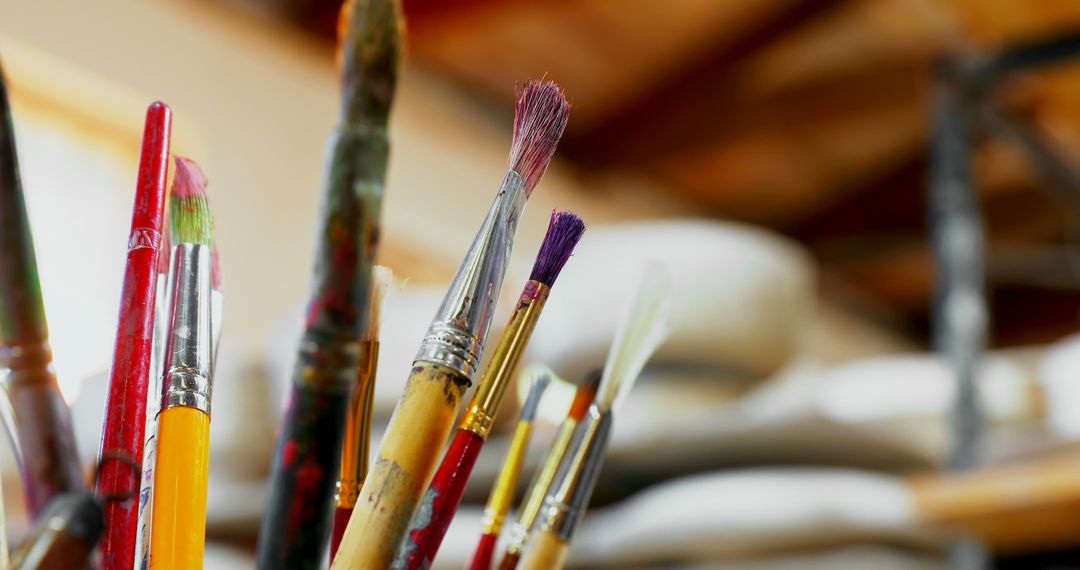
[330,505,352,560]
[509,80,570,196]
[468,533,497,570]
[397,430,486,570]
[96,101,172,570]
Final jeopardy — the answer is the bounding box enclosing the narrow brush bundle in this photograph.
[519,264,670,570]
[394,211,585,570]
[333,81,571,570]
[499,371,600,570]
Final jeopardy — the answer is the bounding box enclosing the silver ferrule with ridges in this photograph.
[539,406,612,541]
[414,170,527,378]
[161,244,213,415]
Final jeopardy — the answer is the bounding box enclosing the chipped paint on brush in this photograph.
[331,362,469,570]
[98,102,173,570]
[0,61,87,518]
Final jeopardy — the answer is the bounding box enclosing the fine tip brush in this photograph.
[394,211,586,570]
[255,0,401,566]
[332,81,570,570]
[149,156,217,570]
[331,265,394,559]
[97,101,172,570]
[520,264,671,570]
[469,374,551,570]
[499,371,601,570]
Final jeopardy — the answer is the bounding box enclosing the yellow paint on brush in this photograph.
[332,362,469,570]
[518,530,568,570]
[150,407,210,570]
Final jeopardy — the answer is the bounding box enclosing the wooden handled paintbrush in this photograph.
[255,1,401,567]
[330,265,393,559]
[96,101,172,570]
[0,59,86,517]
[468,374,550,570]
[519,265,670,570]
[149,157,217,570]
[499,372,600,570]
[332,81,570,570]
[394,211,585,570]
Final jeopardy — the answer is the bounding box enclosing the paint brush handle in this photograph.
[468,533,498,570]
[395,429,485,570]
[331,362,470,570]
[259,382,351,569]
[518,530,568,570]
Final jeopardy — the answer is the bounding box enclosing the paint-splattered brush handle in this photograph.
[469,533,498,570]
[395,429,485,570]
[98,101,171,570]
[331,362,470,570]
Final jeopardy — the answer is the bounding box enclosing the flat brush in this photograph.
[333,81,570,570]
[395,211,585,570]
[10,493,105,570]
[520,264,670,570]
[0,59,85,516]
[468,374,551,570]
[331,265,393,559]
[149,157,216,570]
[499,371,600,570]
[255,0,401,567]
[97,101,172,570]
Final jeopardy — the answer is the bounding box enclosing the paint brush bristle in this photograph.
[568,370,601,421]
[365,265,393,341]
[528,211,585,288]
[519,374,551,423]
[509,80,570,196]
[596,264,671,412]
[169,157,214,246]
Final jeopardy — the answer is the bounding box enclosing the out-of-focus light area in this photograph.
[5,0,1080,568]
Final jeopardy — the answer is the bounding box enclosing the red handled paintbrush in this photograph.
[393,210,586,570]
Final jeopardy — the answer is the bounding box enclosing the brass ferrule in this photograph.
[460,282,549,439]
[161,244,213,415]
[481,419,533,535]
[337,339,380,508]
[415,170,527,378]
[0,340,54,386]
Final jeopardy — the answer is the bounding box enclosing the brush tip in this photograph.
[170,156,215,246]
[568,370,601,421]
[364,265,394,341]
[509,80,570,196]
[519,374,551,422]
[528,210,585,287]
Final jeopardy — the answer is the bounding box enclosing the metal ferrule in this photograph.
[161,244,213,415]
[481,418,533,534]
[0,340,53,386]
[336,339,379,508]
[506,416,580,555]
[460,281,549,438]
[539,406,612,541]
[414,170,527,378]
[211,288,223,374]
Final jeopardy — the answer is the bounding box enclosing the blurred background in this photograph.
[5,0,1080,568]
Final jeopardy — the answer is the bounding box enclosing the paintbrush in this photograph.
[96,102,173,570]
[333,81,570,570]
[133,216,172,570]
[394,211,585,570]
[149,157,216,570]
[254,0,401,567]
[499,371,600,570]
[10,493,105,570]
[0,59,86,517]
[520,264,670,570]
[331,265,393,558]
[469,374,551,570]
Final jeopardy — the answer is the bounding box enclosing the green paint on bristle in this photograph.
[169,157,215,246]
